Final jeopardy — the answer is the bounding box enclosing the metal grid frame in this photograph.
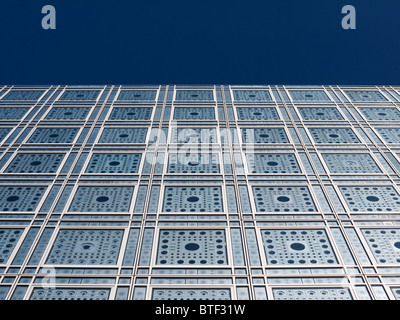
[0,84,400,300]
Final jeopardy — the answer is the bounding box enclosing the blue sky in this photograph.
[0,0,399,85]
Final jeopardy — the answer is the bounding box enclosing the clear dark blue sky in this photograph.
[1,0,399,85]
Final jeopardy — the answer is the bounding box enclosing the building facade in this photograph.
[0,85,400,300]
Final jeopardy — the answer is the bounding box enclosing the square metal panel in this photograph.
[68,186,134,212]
[252,186,317,212]
[173,107,215,120]
[344,90,388,101]
[0,186,47,212]
[44,107,91,120]
[85,153,141,173]
[27,128,80,144]
[175,90,214,101]
[0,229,23,264]
[390,287,400,300]
[163,186,223,213]
[339,186,400,212]
[156,229,228,265]
[108,107,153,120]
[375,128,400,144]
[167,153,220,173]
[233,90,272,101]
[288,90,330,101]
[46,229,124,264]
[273,288,352,300]
[1,90,45,101]
[246,153,301,174]
[236,107,279,120]
[98,128,147,143]
[361,229,400,264]
[59,90,101,101]
[358,107,400,121]
[171,127,217,144]
[308,128,361,144]
[322,153,382,173]
[241,128,289,144]
[4,153,65,173]
[0,128,11,143]
[153,288,231,300]
[30,288,110,300]
[297,107,344,121]
[261,229,338,265]
[0,107,30,120]
[117,90,157,101]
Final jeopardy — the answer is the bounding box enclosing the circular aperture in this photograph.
[30,161,42,166]
[190,112,199,116]
[259,134,269,138]
[6,196,19,202]
[96,196,109,202]
[188,161,199,166]
[366,196,379,202]
[290,243,306,251]
[119,134,129,138]
[49,134,59,138]
[109,161,120,166]
[394,242,400,249]
[187,196,200,203]
[277,196,290,202]
[185,243,200,251]
[329,134,339,138]
[267,161,278,166]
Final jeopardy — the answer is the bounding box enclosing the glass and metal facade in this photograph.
[0,85,400,300]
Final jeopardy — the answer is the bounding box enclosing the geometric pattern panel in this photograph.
[46,229,124,265]
[68,186,134,212]
[246,153,301,174]
[0,186,47,212]
[156,229,228,265]
[1,90,45,101]
[339,186,400,212]
[261,229,338,265]
[108,107,153,120]
[0,229,23,264]
[391,287,400,300]
[30,288,111,300]
[375,128,400,144]
[175,90,214,101]
[0,107,30,120]
[167,153,220,173]
[98,128,148,144]
[361,229,400,264]
[288,90,330,101]
[273,288,352,300]
[59,90,101,101]
[173,107,215,120]
[27,128,80,144]
[252,186,317,212]
[44,107,91,120]
[233,90,272,101]
[298,107,344,121]
[236,107,280,120]
[85,153,142,174]
[322,153,382,173]
[0,128,11,143]
[153,288,231,300]
[117,90,157,101]
[344,90,387,102]
[358,107,400,121]
[4,153,65,173]
[241,128,289,144]
[170,128,217,144]
[308,128,361,144]
[162,186,223,212]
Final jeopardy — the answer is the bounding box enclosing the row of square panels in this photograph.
[0,151,392,174]
[3,106,400,121]
[3,126,400,144]
[2,227,400,266]
[0,89,394,102]
[0,185,399,213]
